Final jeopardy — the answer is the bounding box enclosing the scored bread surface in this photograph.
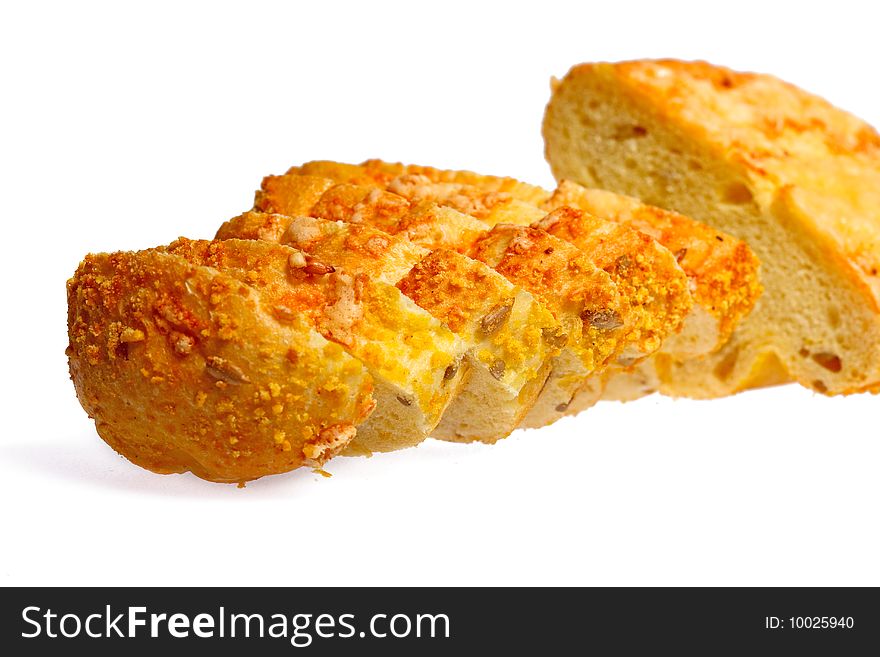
[162,238,467,454]
[467,224,630,424]
[69,148,767,482]
[236,172,639,427]
[281,161,759,405]
[353,160,760,359]
[326,167,694,362]
[217,212,565,443]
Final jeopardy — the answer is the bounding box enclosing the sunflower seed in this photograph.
[489,359,506,380]
[480,301,513,335]
[204,356,251,384]
[581,308,623,330]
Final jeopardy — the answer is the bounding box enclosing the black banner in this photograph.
[1,587,876,654]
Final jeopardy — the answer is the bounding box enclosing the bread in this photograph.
[467,224,630,424]
[541,181,760,358]
[361,162,759,357]
[220,207,613,431]
[285,162,759,354]
[67,248,375,483]
[235,172,642,427]
[162,238,468,454]
[218,213,564,442]
[268,166,700,359]
[313,167,696,360]
[541,181,762,400]
[280,161,760,403]
[294,159,550,206]
[543,59,880,396]
[67,140,766,482]
[397,247,560,438]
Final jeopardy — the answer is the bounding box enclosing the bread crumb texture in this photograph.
[544,59,880,395]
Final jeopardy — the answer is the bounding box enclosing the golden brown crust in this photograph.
[67,248,374,483]
[257,168,631,369]
[267,166,675,363]
[251,171,489,252]
[215,210,290,243]
[232,169,630,425]
[295,163,550,227]
[468,225,629,372]
[291,161,397,187]
[163,238,466,453]
[218,212,429,283]
[257,163,723,418]
[356,159,759,356]
[535,204,692,358]
[293,159,550,206]
[393,201,487,251]
[283,161,755,360]
[396,249,508,336]
[310,184,412,233]
[224,214,564,442]
[386,173,517,221]
[366,161,757,356]
[255,174,335,216]
[395,248,562,382]
[545,181,760,348]
[163,238,374,352]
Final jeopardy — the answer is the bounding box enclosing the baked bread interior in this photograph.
[543,59,880,396]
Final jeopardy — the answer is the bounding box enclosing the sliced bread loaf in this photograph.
[241,174,634,426]
[339,161,761,400]
[164,238,467,453]
[216,213,564,442]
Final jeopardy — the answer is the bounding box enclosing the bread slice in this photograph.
[217,208,427,283]
[279,164,719,409]
[241,174,635,426]
[293,159,550,206]
[164,238,468,454]
[541,181,761,401]
[384,173,548,227]
[541,181,759,358]
[543,59,880,396]
[397,248,561,439]
[468,225,630,426]
[380,168,757,400]
[376,166,758,399]
[216,213,564,442]
[285,162,758,365]
[346,160,760,361]
[67,248,375,483]
[255,174,336,217]
[270,167,689,364]
[533,205,692,361]
[294,161,555,228]
[278,209,626,429]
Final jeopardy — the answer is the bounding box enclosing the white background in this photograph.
[2,0,878,586]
